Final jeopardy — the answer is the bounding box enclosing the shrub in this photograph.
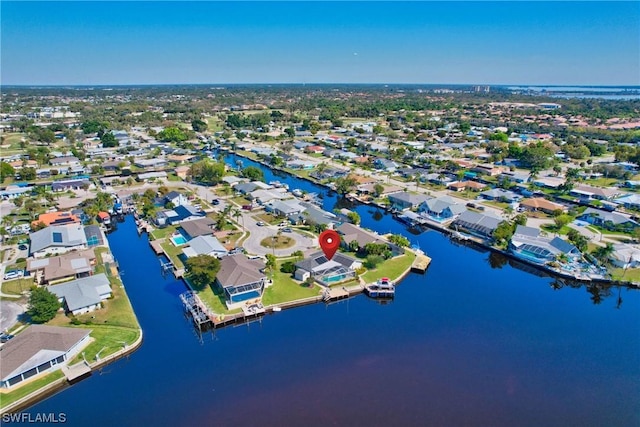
[364,255,384,269]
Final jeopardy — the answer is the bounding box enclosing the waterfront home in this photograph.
[0,325,91,389]
[577,207,639,232]
[387,192,431,211]
[179,217,216,239]
[265,199,305,217]
[154,205,204,227]
[451,210,501,239]
[26,249,96,286]
[30,224,88,258]
[479,188,520,203]
[336,222,383,250]
[289,203,337,228]
[235,182,262,194]
[250,188,290,205]
[49,273,112,315]
[32,211,80,228]
[609,243,640,269]
[309,166,348,180]
[286,159,315,170]
[418,196,466,222]
[215,254,267,309]
[509,225,580,265]
[519,198,568,214]
[221,176,247,187]
[182,235,228,259]
[294,250,361,285]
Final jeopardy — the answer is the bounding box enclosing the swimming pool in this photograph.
[171,234,188,246]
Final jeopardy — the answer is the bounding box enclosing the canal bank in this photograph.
[226,149,636,288]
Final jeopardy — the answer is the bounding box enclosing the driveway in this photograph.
[0,300,25,332]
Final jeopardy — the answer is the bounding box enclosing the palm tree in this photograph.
[232,208,243,231]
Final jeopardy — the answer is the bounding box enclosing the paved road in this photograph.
[241,212,316,256]
[0,300,25,332]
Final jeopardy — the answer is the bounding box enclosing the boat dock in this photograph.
[323,287,349,302]
[411,253,432,273]
[61,361,91,383]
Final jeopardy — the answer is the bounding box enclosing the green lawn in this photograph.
[1,278,34,295]
[69,325,140,364]
[253,212,281,225]
[184,278,242,315]
[585,178,621,187]
[206,117,224,131]
[540,224,571,235]
[260,235,295,249]
[484,201,510,210]
[361,252,417,283]
[610,268,640,283]
[262,263,321,306]
[150,225,178,240]
[230,196,252,207]
[167,173,182,182]
[0,370,65,409]
[160,241,185,270]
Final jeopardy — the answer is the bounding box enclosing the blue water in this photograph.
[19,154,640,426]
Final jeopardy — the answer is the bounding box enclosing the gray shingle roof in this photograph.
[0,325,91,381]
[49,273,111,312]
[216,254,265,289]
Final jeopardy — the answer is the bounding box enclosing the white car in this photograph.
[3,270,24,281]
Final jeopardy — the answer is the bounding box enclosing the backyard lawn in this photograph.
[1,278,34,295]
[361,252,416,283]
[610,267,640,283]
[0,370,65,409]
[262,262,321,306]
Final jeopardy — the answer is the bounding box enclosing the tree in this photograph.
[28,287,60,323]
[188,159,225,186]
[567,229,588,252]
[347,211,361,225]
[489,132,508,142]
[284,127,295,138]
[101,132,118,147]
[334,176,358,195]
[348,239,360,253]
[0,162,15,182]
[554,214,572,230]
[493,221,515,243]
[191,119,208,132]
[158,127,188,143]
[20,167,36,181]
[242,166,264,182]
[265,254,276,272]
[373,183,385,197]
[364,254,384,269]
[388,234,409,247]
[280,260,296,274]
[184,255,220,290]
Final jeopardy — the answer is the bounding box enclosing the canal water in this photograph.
[20,154,640,426]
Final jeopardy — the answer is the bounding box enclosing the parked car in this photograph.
[211,199,220,205]
[3,270,23,281]
[18,244,28,251]
[256,221,265,226]
[0,334,15,343]
[242,204,253,211]
[282,228,292,233]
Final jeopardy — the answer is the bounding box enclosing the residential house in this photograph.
[27,249,96,286]
[265,199,305,217]
[134,158,167,169]
[50,156,80,169]
[387,192,431,211]
[509,225,581,265]
[519,198,568,214]
[609,243,640,269]
[179,217,216,239]
[1,325,91,389]
[569,184,620,201]
[175,165,190,180]
[137,171,167,181]
[533,176,566,189]
[235,182,262,194]
[32,211,80,228]
[181,235,228,258]
[29,224,88,258]
[49,273,112,315]
[451,210,502,239]
[294,251,362,285]
[374,158,399,172]
[418,196,466,222]
[479,188,521,203]
[221,176,247,187]
[165,191,189,207]
[0,185,32,200]
[249,189,289,205]
[447,181,487,192]
[289,203,337,228]
[154,205,204,227]
[286,159,315,170]
[51,178,90,192]
[615,193,640,210]
[473,164,506,176]
[336,222,384,251]
[577,208,639,232]
[215,254,267,309]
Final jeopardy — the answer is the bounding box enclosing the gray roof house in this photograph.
[509,225,581,264]
[30,224,88,258]
[182,235,228,259]
[294,251,362,285]
[451,210,502,239]
[418,196,466,222]
[265,199,305,217]
[235,182,262,194]
[27,249,96,285]
[289,203,337,227]
[479,188,520,203]
[1,325,92,389]
[179,217,216,239]
[49,273,112,315]
[387,192,431,211]
[215,254,267,309]
[578,208,639,231]
[336,222,383,249]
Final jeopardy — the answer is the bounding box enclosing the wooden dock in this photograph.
[149,239,164,255]
[411,253,432,273]
[323,287,349,302]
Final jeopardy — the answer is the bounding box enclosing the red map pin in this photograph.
[319,229,340,260]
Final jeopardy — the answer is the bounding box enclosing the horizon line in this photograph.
[3,83,640,88]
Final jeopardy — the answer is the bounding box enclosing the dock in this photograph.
[411,253,432,273]
[149,240,164,255]
[61,361,91,383]
[323,287,349,302]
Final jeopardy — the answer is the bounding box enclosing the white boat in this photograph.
[292,189,303,197]
[272,307,282,312]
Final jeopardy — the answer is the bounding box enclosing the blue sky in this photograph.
[2,1,639,85]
